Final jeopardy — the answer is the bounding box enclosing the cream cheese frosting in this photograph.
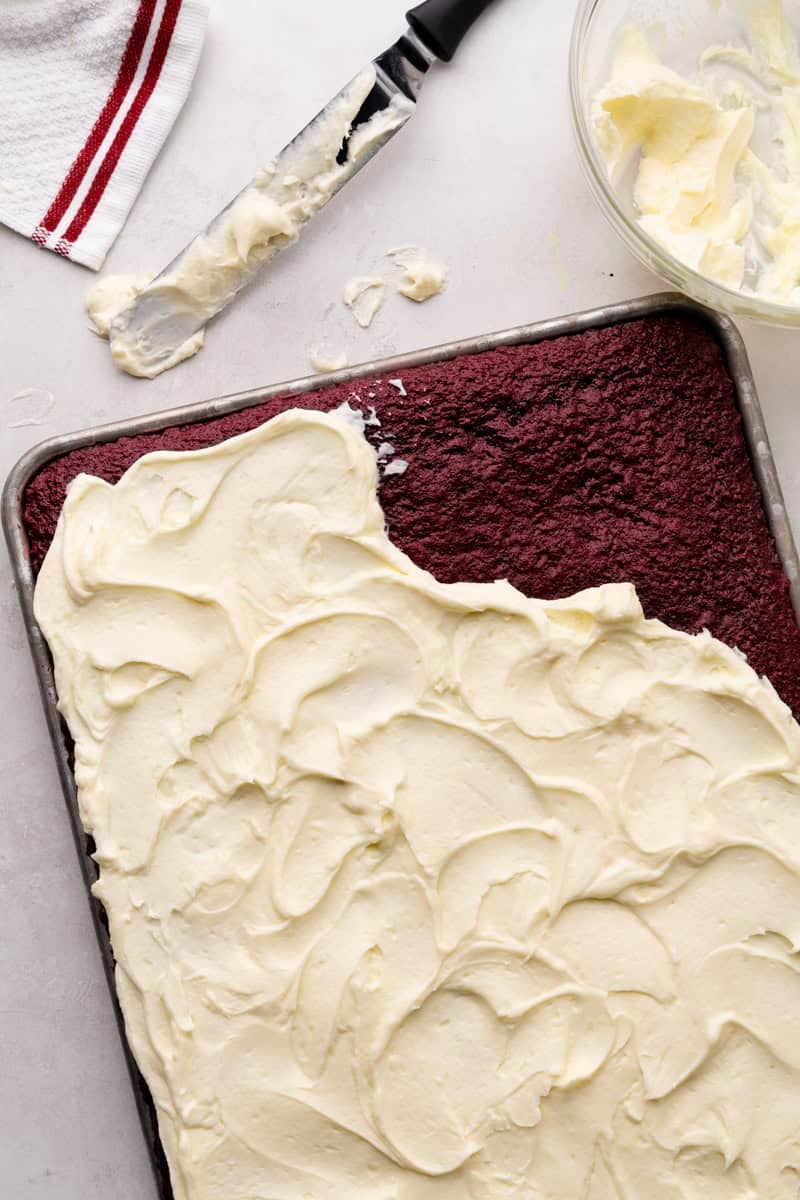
[86,274,153,338]
[309,345,348,373]
[592,1,800,305]
[343,276,386,328]
[389,244,448,302]
[34,407,800,1199]
[87,273,205,374]
[108,67,414,379]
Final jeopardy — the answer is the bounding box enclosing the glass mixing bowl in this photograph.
[569,0,800,327]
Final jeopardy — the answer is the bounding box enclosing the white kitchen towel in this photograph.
[0,0,208,270]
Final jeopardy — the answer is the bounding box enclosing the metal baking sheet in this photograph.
[4,291,799,1200]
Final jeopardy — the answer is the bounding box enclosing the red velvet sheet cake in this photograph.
[23,312,800,717]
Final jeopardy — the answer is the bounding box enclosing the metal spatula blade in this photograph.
[110,1,498,377]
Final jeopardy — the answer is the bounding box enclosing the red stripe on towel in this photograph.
[58,0,184,252]
[57,0,183,253]
[33,0,157,245]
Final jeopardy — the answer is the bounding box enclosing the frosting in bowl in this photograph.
[592,1,800,306]
[34,408,800,1198]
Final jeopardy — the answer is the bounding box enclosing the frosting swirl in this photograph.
[34,408,800,1199]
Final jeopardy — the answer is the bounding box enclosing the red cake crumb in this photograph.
[23,314,800,717]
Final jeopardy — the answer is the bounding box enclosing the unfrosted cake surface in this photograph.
[23,313,800,715]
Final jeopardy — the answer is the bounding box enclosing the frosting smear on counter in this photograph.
[389,244,448,301]
[34,408,800,1199]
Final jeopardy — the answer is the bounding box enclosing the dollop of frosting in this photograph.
[309,345,348,374]
[592,2,800,305]
[34,408,800,1199]
[389,245,448,302]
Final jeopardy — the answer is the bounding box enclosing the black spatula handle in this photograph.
[406,0,497,62]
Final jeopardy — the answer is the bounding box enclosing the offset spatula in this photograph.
[109,0,499,377]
